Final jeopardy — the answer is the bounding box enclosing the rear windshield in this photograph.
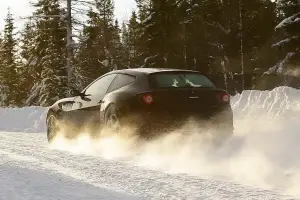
[149,72,216,89]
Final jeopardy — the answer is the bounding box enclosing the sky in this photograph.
[0,0,137,32]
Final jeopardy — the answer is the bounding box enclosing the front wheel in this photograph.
[46,113,60,143]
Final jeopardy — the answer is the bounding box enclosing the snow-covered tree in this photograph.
[264,0,300,87]
[24,0,68,106]
[121,22,130,68]
[126,11,142,68]
[135,0,152,21]
[74,0,126,88]
[17,20,38,105]
[110,19,125,69]
[0,9,20,106]
[138,0,185,68]
[74,8,109,89]
[96,0,119,71]
[0,0,287,107]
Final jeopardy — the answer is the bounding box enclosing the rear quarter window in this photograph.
[107,73,136,93]
[149,72,216,89]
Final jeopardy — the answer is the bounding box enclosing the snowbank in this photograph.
[231,86,300,119]
[0,86,299,133]
[0,106,48,133]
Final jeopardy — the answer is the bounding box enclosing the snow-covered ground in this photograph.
[1,86,300,199]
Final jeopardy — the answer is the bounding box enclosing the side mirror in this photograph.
[69,89,82,97]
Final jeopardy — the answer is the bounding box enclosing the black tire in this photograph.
[104,104,122,133]
[104,105,156,139]
[46,113,60,143]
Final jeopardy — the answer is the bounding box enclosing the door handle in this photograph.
[98,100,104,104]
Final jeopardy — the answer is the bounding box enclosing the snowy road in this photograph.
[0,132,298,200]
[1,86,300,199]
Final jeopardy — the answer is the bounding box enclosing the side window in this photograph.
[107,74,136,93]
[85,74,117,96]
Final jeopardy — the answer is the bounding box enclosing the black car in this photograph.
[46,68,233,143]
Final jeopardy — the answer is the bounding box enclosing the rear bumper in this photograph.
[125,105,234,137]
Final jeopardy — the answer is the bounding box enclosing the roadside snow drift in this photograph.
[0,106,47,133]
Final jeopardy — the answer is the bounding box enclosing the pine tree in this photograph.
[131,0,278,91]
[220,0,277,90]
[264,0,300,87]
[74,8,109,89]
[110,19,125,69]
[0,33,5,105]
[18,20,37,105]
[0,9,19,106]
[96,0,116,70]
[138,0,184,68]
[74,0,121,89]
[180,0,222,73]
[121,22,130,68]
[141,0,167,68]
[127,11,142,68]
[277,0,300,18]
[25,0,68,106]
[135,0,152,21]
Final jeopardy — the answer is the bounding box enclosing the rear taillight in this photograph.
[142,94,154,104]
[221,93,230,103]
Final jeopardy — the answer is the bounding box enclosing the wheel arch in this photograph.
[103,102,117,121]
[46,106,60,123]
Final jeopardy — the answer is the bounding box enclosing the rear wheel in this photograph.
[104,105,143,139]
[104,105,121,133]
[47,113,60,143]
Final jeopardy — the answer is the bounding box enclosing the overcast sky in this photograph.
[0,0,137,32]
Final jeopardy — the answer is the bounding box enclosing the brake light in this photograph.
[142,94,154,104]
[221,93,230,103]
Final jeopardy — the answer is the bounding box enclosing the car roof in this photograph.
[109,68,201,76]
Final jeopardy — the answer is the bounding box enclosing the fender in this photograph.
[47,97,76,118]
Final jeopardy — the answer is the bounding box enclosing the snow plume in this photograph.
[50,125,140,159]
[49,86,300,197]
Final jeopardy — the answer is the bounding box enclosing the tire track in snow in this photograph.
[0,132,297,200]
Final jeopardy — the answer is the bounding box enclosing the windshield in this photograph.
[149,72,216,89]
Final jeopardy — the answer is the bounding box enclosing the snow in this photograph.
[272,36,299,48]
[275,12,300,30]
[232,86,300,119]
[0,132,295,200]
[1,86,300,199]
[25,83,42,106]
[0,166,133,200]
[217,22,230,35]
[141,13,154,25]
[263,52,296,75]
[0,106,47,132]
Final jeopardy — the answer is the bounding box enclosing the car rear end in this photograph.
[128,70,233,139]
